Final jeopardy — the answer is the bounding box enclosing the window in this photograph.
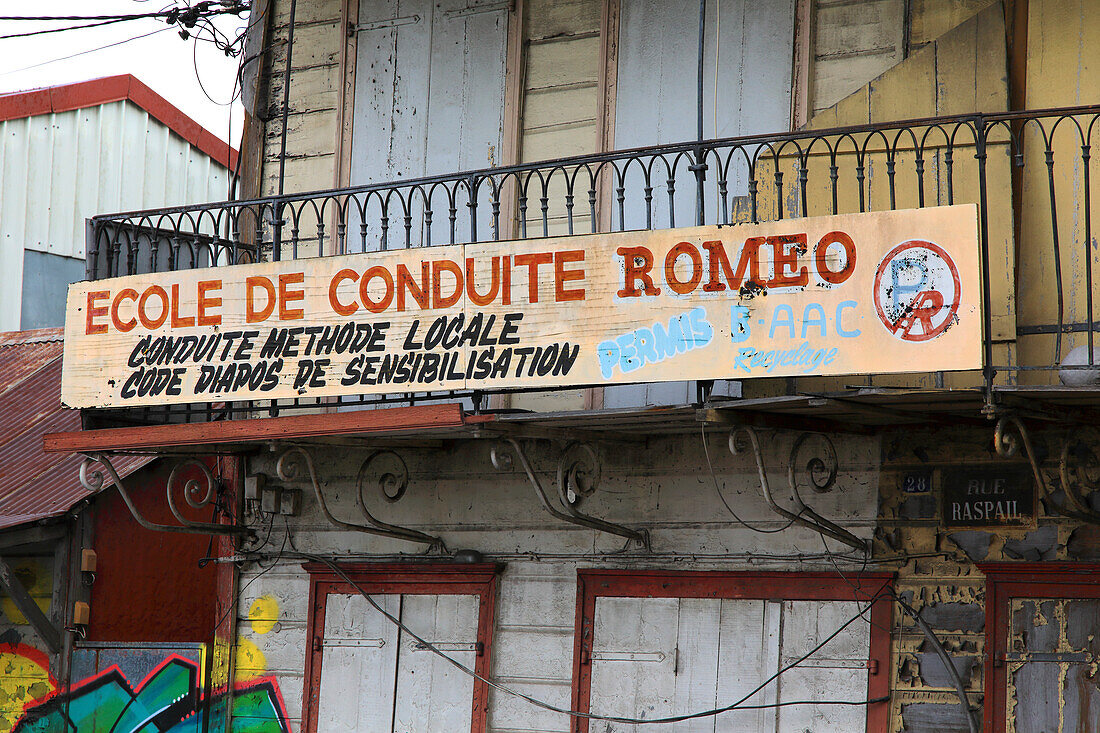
[303,563,499,733]
[982,563,1100,733]
[571,570,893,732]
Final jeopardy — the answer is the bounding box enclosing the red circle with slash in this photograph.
[873,240,962,342]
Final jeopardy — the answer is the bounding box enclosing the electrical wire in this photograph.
[0,12,182,21]
[0,3,249,42]
[208,512,283,637]
[701,423,796,533]
[0,26,173,76]
[0,17,157,40]
[300,552,892,725]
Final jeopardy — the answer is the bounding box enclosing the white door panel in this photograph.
[316,592,480,732]
[588,596,868,732]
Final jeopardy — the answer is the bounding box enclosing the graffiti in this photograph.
[12,655,289,733]
[0,644,55,733]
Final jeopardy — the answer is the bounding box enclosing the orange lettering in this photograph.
[616,246,661,297]
[432,259,463,308]
[467,257,501,307]
[768,234,808,287]
[815,231,857,285]
[110,288,138,333]
[169,284,195,327]
[197,280,222,326]
[664,242,702,295]
[398,262,430,310]
[554,250,585,302]
[86,290,110,335]
[513,252,554,303]
[279,272,305,320]
[138,286,169,329]
[329,269,359,316]
[359,266,394,313]
[246,276,276,323]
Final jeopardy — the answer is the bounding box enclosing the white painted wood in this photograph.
[672,598,721,733]
[714,599,780,732]
[605,0,796,408]
[351,0,508,250]
[393,593,479,731]
[590,596,679,730]
[316,591,479,732]
[776,600,869,732]
[588,596,868,732]
[317,593,401,732]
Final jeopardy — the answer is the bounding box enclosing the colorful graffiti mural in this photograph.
[0,644,55,732]
[11,655,289,733]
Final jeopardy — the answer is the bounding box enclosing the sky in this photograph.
[0,1,248,147]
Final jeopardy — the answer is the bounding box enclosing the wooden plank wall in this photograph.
[509,0,607,413]
[261,0,344,197]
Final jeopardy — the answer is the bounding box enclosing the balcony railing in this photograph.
[86,105,1100,422]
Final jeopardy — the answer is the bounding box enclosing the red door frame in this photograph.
[980,562,1100,732]
[301,562,502,733]
[570,569,895,733]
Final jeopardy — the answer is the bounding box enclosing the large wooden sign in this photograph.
[62,205,980,408]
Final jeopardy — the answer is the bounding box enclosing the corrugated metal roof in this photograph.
[0,328,152,530]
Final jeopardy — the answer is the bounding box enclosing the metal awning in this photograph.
[43,386,1100,456]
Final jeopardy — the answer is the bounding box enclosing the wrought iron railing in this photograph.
[86,105,1100,422]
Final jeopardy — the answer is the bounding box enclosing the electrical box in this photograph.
[244,473,266,501]
[260,487,279,514]
[280,489,301,516]
[259,487,301,516]
[80,549,97,573]
[73,601,90,626]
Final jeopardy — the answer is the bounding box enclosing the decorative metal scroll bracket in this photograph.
[79,453,250,537]
[727,427,867,551]
[274,446,444,549]
[489,438,649,548]
[994,415,1100,524]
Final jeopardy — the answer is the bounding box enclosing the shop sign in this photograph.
[61,205,980,409]
[942,467,1035,527]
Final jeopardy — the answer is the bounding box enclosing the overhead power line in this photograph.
[0,27,173,77]
[0,2,250,42]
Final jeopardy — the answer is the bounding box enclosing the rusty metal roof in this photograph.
[0,328,152,530]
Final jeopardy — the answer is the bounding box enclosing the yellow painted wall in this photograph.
[0,556,56,733]
[1015,0,1100,383]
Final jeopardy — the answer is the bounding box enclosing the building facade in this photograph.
[0,75,235,331]
[23,1,1100,732]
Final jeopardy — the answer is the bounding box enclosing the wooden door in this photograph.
[587,596,869,732]
[315,591,480,731]
[351,0,510,250]
[1005,598,1100,733]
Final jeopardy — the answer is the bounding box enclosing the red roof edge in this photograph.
[0,75,238,170]
[43,404,474,454]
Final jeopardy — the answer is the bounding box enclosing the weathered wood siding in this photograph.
[261,0,345,196]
